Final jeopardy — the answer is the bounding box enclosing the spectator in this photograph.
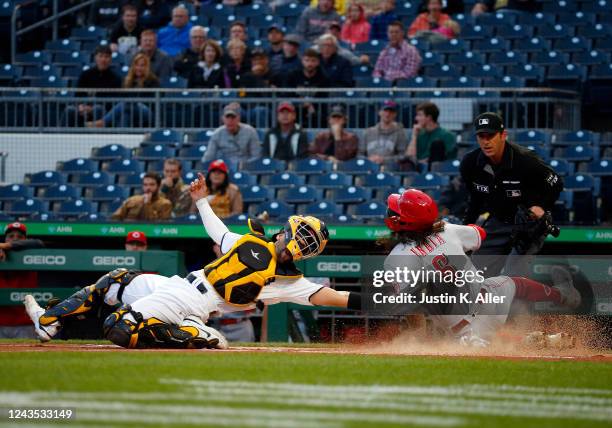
[430,19,461,42]
[296,0,341,43]
[317,34,354,87]
[267,23,285,64]
[407,102,457,166]
[0,222,44,339]
[125,231,148,251]
[88,53,160,128]
[341,3,371,45]
[89,0,124,28]
[160,158,192,217]
[62,45,122,127]
[129,29,174,79]
[361,100,408,166]
[325,23,370,65]
[472,0,538,16]
[408,0,450,38]
[198,160,244,219]
[187,39,225,89]
[110,4,142,55]
[310,0,347,15]
[269,34,302,80]
[418,0,465,15]
[223,39,251,88]
[202,104,262,163]
[373,21,421,82]
[263,102,309,160]
[174,25,207,79]
[157,4,192,57]
[223,21,252,66]
[137,0,171,29]
[369,0,398,42]
[310,105,359,162]
[111,172,172,221]
[242,49,273,127]
[285,49,330,126]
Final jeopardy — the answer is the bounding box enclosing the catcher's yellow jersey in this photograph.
[204,233,301,306]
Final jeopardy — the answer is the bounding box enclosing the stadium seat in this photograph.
[461,24,493,41]
[488,51,527,66]
[525,144,551,161]
[564,173,599,193]
[57,157,96,176]
[104,159,144,176]
[515,130,551,144]
[351,201,387,219]
[490,75,526,88]
[516,12,556,26]
[301,201,342,216]
[590,63,612,79]
[45,39,81,52]
[254,201,294,219]
[160,76,188,89]
[240,185,273,204]
[546,64,586,86]
[553,37,591,53]
[117,172,146,195]
[40,184,80,201]
[275,2,305,18]
[91,144,131,161]
[0,184,33,201]
[89,184,129,201]
[0,64,20,85]
[71,171,113,187]
[513,37,551,53]
[265,172,305,188]
[542,0,578,12]
[24,170,66,188]
[229,171,257,186]
[578,23,612,38]
[281,186,322,205]
[423,64,460,80]
[337,158,379,175]
[538,23,573,39]
[430,38,467,54]
[315,214,362,225]
[354,39,385,56]
[70,26,108,41]
[396,76,437,89]
[177,145,207,162]
[409,172,448,189]
[242,158,286,175]
[134,144,175,161]
[557,11,597,26]
[496,23,533,40]
[584,159,612,176]
[441,76,481,88]
[55,199,93,219]
[147,129,183,144]
[430,159,461,175]
[331,186,371,204]
[290,158,333,175]
[472,37,511,53]
[5,198,46,217]
[421,51,443,67]
[548,159,573,175]
[15,51,50,65]
[507,63,544,82]
[447,51,485,66]
[557,130,598,145]
[572,50,609,66]
[309,172,353,189]
[363,172,401,189]
[556,145,595,162]
[530,51,570,66]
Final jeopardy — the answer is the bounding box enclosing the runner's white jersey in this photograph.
[383,222,484,292]
[104,274,168,306]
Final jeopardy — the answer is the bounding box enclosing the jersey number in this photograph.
[432,255,457,275]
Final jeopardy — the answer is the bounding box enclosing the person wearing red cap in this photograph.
[262,102,309,161]
[125,231,148,251]
[199,159,243,219]
[0,222,44,338]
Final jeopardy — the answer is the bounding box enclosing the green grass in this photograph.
[1,342,611,428]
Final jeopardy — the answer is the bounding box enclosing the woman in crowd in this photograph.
[341,3,371,46]
[408,0,450,38]
[223,39,251,89]
[198,159,243,219]
[188,39,225,89]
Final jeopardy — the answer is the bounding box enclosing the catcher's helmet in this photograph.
[384,189,438,232]
[284,215,329,260]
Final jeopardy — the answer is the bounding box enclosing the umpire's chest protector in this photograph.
[204,234,278,306]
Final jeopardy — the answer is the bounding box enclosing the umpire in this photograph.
[460,112,563,276]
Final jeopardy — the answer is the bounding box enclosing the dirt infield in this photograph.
[1,342,611,362]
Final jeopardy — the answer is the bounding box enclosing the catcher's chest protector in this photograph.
[204,234,278,306]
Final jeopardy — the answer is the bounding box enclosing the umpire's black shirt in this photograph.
[460,141,563,224]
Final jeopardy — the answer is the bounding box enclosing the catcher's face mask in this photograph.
[283,216,329,260]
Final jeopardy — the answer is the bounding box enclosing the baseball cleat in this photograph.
[23,295,59,342]
[550,266,581,309]
[181,316,229,350]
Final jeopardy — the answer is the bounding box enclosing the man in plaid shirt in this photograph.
[373,21,422,83]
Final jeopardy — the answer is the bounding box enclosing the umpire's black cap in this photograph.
[474,112,504,134]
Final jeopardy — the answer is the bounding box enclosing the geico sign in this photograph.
[93,256,137,266]
[316,262,361,272]
[23,255,66,265]
[10,292,54,302]
[597,302,612,314]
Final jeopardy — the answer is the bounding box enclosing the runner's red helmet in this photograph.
[384,189,438,232]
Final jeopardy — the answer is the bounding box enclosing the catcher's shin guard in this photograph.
[104,307,218,349]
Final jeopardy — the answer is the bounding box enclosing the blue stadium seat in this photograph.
[531,50,570,66]
[352,64,373,78]
[488,51,527,66]
[354,39,385,56]
[30,75,67,88]
[517,12,555,27]
[557,130,597,145]
[45,39,81,52]
[490,75,526,88]
[91,144,131,161]
[70,26,108,41]
[496,23,533,40]
[134,144,175,161]
[423,64,460,80]
[396,76,437,89]
[242,158,286,175]
[0,184,33,201]
[553,36,591,53]
[52,51,87,66]
[240,185,272,204]
[30,212,59,222]
[337,158,380,175]
[546,64,586,83]
[0,64,20,85]
[542,0,578,12]
[420,51,443,67]
[556,145,595,162]
[25,170,66,187]
[254,201,294,219]
[564,174,600,224]
[71,171,113,187]
[229,171,257,186]
[315,214,362,225]
[266,172,305,188]
[585,159,612,176]
[363,172,401,189]
[40,184,80,201]
[148,129,183,144]
[515,130,551,144]
[105,159,144,176]
[200,3,234,20]
[90,184,129,201]
[557,11,597,26]
[525,144,551,161]
[572,50,610,65]
[351,201,387,219]
[590,63,612,79]
[447,51,485,66]
[430,159,461,175]
[461,24,493,41]
[581,1,612,13]
[281,186,322,204]
[302,201,342,216]
[331,186,371,204]
[472,37,511,53]
[431,38,467,54]
[513,37,551,53]
[15,51,50,65]
[177,145,207,162]
[290,158,333,175]
[442,76,481,88]
[577,23,612,38]
[548,159,573,175]
[55,199,93,219]
[538,23,573,39]
[309,172,353,189]
[160,76,188,89]
[564,173,599,193]
[117,172,146,194]
[356,76,393,88]
[409,172,448,189]
[5,198,46,217]
[594,37,612,51]
[0,0,14,17]
[275,2,305,17]
[247,15,275,30]
[506,63,544,82]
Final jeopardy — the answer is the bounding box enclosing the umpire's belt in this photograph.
[185,273,207,295]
